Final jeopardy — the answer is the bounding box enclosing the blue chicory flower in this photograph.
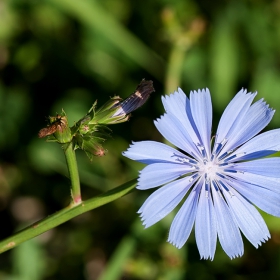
[123,88,280,260]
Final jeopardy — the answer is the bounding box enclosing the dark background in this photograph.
[1,0,280,279]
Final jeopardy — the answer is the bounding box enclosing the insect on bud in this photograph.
[38,112,72,143]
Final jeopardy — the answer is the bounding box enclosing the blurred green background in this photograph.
[1,0,280,279]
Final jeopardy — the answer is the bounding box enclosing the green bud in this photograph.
[86,79,154,125]
[74,134,106,160]
[88,97,129,125]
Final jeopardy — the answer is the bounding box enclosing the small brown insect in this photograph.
[38,115,67,138]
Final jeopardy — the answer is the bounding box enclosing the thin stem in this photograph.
[63,142,82,204]
[165,19,205,95]
[0,179,137,254]
[165,43,186,95]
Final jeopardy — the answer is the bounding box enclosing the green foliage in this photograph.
[1,0,280,279]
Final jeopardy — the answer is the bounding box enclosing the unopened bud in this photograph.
[74,134,106,160]
[88,79,155,125]
[112,79,155,117]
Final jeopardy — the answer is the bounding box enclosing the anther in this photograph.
[218,149,233,161]
[189,173,199,182]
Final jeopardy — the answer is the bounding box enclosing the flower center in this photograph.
[199,159,219,180]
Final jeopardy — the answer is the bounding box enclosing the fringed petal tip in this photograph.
[154,114,166,125]
[167,238,183,249]
[254,234,271,248]
[122,141,136,154]
[199,255,214,261]
[238,88,258,97]
[162,88,186,99]
[138,216,150,229]
[190,87,210,96]
[177,88,185,94]
[228,254,242,260]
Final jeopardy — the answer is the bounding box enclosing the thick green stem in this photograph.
[64,142,82,204]
[0,179,137,254]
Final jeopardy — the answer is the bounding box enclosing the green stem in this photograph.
[165,22,205,95]
[0,179,137,254]
[64,142,81,204]
[165,43,186,95]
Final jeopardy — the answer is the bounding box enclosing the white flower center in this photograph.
[199,159,220,180]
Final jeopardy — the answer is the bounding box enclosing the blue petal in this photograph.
[154,113,201,159]
[223,187,270,248]
[233,158,280,177]
[183,88,203,145]
[161,89,188,121]
[123,141,190,164]
[212,185,244,259]
[220,98,275,155]
[229,129,280,161]
[215,89,256,146]
[138,177,194,227]
[229,172,280,193]
[195,184,217,260]
[137,162,195,190]
[168,184,201,248]
[161,89,201,148]
[190,89,212,156]
[227,178,280,217]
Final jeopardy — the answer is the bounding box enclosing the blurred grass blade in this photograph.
[97,236,136,280]
[165,44,186,95]
[48,0,164,80]
[209,14,239,110]
[12,238,45,280]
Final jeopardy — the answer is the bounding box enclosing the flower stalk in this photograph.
[0,179,137,254]
[63,142,82,205]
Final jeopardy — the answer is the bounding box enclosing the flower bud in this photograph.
[88,79,154,125]
[112,79,155,117]
[74,134,106,160]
